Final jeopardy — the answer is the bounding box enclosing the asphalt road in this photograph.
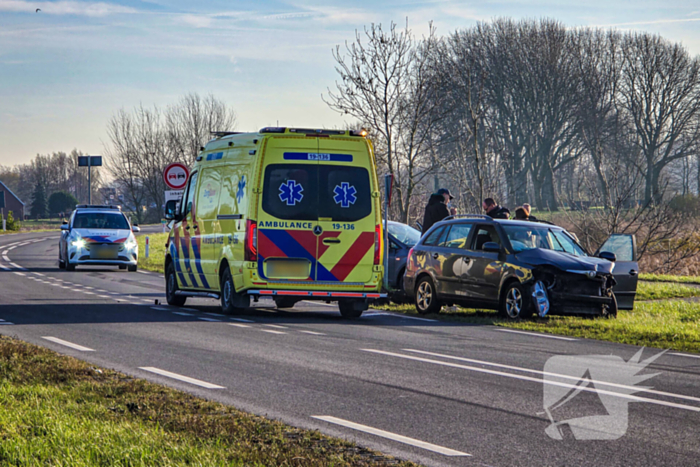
[1,230,699,466]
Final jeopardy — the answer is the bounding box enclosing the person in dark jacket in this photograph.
[421,188,456,234]
[522,203,538,221]
[483,197,510,219]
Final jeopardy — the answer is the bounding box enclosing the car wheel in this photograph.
[338,300,365,319]
[165,262,186,307]
[415,276,441,315]
[58,253,66,269]
[499,282,533,319]
[274,297,298,309]
[66,262,76,272]
[128,265,137,272]
[220,266,249,314]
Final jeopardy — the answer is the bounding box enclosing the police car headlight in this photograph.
[124,238,138,250]
[71,238,86,249]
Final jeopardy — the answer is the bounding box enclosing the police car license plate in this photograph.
[91,245,118,259]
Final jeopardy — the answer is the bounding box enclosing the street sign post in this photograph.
[163,163,189,190]
[383,174,394,291]
[78,155,102,204]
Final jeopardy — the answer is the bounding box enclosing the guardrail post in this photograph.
[145,236,150,258]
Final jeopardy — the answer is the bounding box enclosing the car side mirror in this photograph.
[132,226,141,233]
[164,200,179,221]
[482,241,501,253]
[60,224,69,231]
[599,251,616,262]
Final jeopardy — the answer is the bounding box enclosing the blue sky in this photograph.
[1,0,700,166]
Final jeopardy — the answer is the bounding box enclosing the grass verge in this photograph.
[0,335,412,466]
[640,273,700,284]
[377,300,700,353]
[137,232,169,273]
[636,281,700,300]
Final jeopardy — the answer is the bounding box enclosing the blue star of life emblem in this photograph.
[279,180,304,206]
[333,182,357,208]
[236,175,246,203]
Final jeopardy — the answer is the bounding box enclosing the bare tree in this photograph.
[324,21,446,222]
[620,32,700,204]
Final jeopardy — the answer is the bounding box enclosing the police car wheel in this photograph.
[128,265,137,272]
[58,254,66,269]
[165,262,186,307]
[66,262,75,272]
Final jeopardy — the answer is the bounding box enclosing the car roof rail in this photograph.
[529,219,556,226]
[75,204,122,210]
[443,214,492,221]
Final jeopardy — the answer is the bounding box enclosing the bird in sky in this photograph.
[36,8,41,12]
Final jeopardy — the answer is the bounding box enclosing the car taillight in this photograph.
[374,224,382,265]
[245,219,257,261]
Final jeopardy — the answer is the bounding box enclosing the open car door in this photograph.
[596,234,638,310]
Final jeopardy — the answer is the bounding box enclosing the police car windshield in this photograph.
[262,164,371,222]
[502,224,587,257]
[73,212,130,230]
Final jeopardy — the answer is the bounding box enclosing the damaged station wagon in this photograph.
[403,215,638,319]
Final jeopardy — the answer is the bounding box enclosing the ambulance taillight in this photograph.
[245,220,257,261]
[374,224,382,265]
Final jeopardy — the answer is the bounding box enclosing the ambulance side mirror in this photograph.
[164,200,180,221]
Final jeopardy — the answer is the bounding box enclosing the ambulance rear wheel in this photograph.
[165,262,186,307]
[274,297,298,309]
[339,300,366,319]
[221,267,249,314]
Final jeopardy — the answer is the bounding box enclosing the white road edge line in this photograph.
[264,324,288,329]
[0,263,11,270]
[0,322,14,325]
[311,416,470,457]
[669,352,700,360]
[302,300,337,307]
[42,336,94,352]
[363,349,700,412]
[12,271,25,276]
[230,317,255,323]
[405,349,700,404]
[495,328,577,341]
[172,312,193,316]
[138,367,225,389]
[197,317,221,322]
[9,263,27,271]
[228,323,251,328]
[204,312,225,317]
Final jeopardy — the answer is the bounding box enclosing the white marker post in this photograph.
[145,236,150,258]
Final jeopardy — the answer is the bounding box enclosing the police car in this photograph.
[59,205,140,271]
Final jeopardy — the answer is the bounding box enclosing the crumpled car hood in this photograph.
[515,249,614,274]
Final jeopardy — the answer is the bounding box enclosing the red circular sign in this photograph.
[163,163,190,190]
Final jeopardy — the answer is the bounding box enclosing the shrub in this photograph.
[669,194,700,217]
[5,210,19,231]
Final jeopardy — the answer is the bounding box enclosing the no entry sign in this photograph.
[163,163,189,190]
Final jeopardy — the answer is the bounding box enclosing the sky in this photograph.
[1,0,700,166]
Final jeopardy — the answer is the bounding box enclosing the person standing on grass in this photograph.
[422,188,457,234]
[483,198,510,219]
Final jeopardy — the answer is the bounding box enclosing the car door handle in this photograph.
[184,226,190,230]
[629,269,638,276]
[323,238,341,244]
[432,253,439,259]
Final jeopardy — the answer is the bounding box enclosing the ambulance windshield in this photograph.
[262,164,371,222]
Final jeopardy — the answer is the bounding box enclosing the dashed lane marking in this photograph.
[311,416,470,457]
[0,322,15,325]
[12,272,25,276]
[299,330,326,336]
[151,306,172,311]
[9,263,27,271]
[228,323,251,328]
[98,295,112,299]
[204,312,225,317]
[172,312,193,316]
[495,328,577,341]
[264,324,288,329]
[197,317,221,322]
[138,367,225,389]
[230,317,255,323]
[260,329,286,335]
[42,336,94,352]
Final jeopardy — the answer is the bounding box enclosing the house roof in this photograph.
[0,180,25,206]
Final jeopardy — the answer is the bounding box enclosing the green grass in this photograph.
[0,335,412,467]
[137,233,169,273]
[377,300,700,353]
[639,273,700,284]
[636,281,700,300]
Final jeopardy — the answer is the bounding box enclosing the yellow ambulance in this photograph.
[163,127,386,318]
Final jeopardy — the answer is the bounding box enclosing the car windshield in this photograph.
[73,212,130,230]
[502,224,587,257]
[387,222,421,246]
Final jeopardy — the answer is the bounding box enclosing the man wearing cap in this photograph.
[421,188,457,234]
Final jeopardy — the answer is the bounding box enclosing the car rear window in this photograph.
[73,212,129,230]
[262,164,371,222]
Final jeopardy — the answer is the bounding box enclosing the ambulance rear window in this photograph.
[262,164,371,222]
